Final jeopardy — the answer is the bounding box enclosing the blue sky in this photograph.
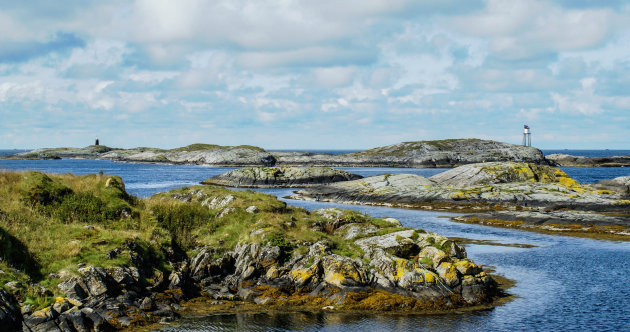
[1,0,629,149]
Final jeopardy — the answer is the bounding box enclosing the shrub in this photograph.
[151,202,212,250]
[55,192,106,224]
[20,172,72,206]
[264,231,294,260]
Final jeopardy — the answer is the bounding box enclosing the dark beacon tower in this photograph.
[522,125,531,147]
[95,137,100,146]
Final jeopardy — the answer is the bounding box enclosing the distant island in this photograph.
[4,139,548,168]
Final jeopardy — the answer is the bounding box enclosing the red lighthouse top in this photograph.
[524,125,530,129]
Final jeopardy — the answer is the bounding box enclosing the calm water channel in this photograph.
[1,156,629,331]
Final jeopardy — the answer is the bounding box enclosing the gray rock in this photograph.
[293,162,630,212]
[355,230,418,258]
[202,166,362,188]
[58,278,89,300]
[547,153,630,167]
[77,266,111,297]
[593,176,630,195]
[274,139,546,167]
[337,223,379,240]
[245,205,259,213]
[0,289,21,331]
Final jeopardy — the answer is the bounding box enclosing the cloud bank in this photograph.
[1,0,629,149]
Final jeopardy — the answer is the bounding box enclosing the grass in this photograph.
[0,170,402,310]
[168,143,265,153]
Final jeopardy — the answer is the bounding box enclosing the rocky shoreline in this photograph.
[547,153,630,167]
[290,162,630,240]
[4,139,547,168]
[0,172,503,331]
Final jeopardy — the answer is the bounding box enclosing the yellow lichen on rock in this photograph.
[423,271,437,283]
[436,262,459,287]
[290,265,317,286]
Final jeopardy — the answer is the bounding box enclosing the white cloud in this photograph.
[312,66,356,88]
[451,0,629,60]
[62,40,129,69]
[551,77,603,115]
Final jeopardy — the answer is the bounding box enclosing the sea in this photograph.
[1,150,629,331]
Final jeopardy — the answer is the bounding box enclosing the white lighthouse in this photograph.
[522,125,531,147]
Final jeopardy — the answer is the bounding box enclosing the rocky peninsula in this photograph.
[201,166,362,188]
[5,139,547,168]
[546,153,630,167]
[291,162,630,240]
[0,171,501,331]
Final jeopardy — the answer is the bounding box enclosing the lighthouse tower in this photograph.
[95,137,100,146]
[522,125,531,147]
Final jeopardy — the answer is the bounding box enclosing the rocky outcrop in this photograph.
[274,139,546,167]
[0,290,21,331]
[11,145,114,159]
[201,167,362,188]
[21,246,182,331]
[546,153,630,167]
[593,176,630,195]
[186,211,497,309]
[293,162,629,210]
[100,145,277,166]
[5,139,547,168]
[21,216,498,331]
[292,162,630,234]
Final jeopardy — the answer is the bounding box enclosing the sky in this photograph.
[1,0,629,150]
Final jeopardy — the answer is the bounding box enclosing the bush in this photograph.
[264,231,294,261]
[20,172,72,206]
[55,192,106,224]
[151,202,212,250]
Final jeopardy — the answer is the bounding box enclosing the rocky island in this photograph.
[292,162,630,240]
[4,139,547,168]
[546,153,630,167]
[0,171,501,331]
[201,166,362,188]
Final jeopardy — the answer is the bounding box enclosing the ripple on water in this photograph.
[2,158,629,331]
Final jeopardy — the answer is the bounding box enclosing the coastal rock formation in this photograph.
[0,171,501,331]
[274,139,546,167]
[0,290,21,331]
[546,153,630,167]
[11,145,113,159]
[291,162,630,237]
[292,162,624,209]
[100,144,277,166]
[201,167,362,188]
[593,176,630,195]
[5,139,547,168]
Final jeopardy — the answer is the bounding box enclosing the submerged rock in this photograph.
[201,166,362,188]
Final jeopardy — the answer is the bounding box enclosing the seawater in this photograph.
[1,154,630,331]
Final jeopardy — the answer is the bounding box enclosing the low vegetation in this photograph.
[167,143,265,153]
[0,170,398,310]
